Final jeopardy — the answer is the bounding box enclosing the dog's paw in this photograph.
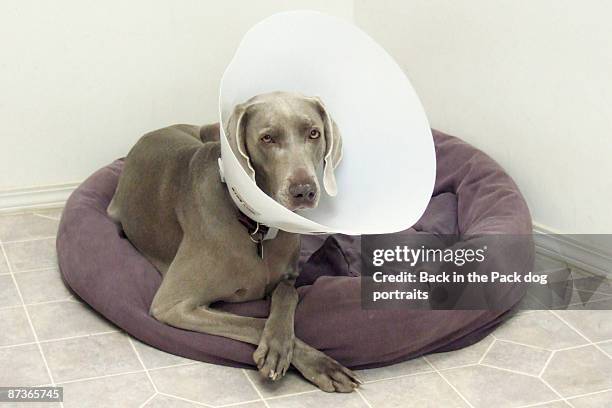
[253,333,294,381]
[292,341,361,393]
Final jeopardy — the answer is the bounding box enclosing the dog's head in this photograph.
[225,91,343,211]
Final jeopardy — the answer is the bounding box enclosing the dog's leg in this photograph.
[149,244,360,392]
[152,298,360,392]
[253,279,297,381]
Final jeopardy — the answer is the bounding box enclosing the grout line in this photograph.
[492,338,553,352]
[477,337,497,364]
[36,330,121,345]
[128,336,160,393]
[218,397,273,407]
[0,209,33,216]
[355,388,374,408]
[0,297,79,312]
[0,340,38,349]
[11,266,58,275]
[539,377,573,407]
[537,351,556,378]
[436,363,480,374]
[51,360,201,386]
[156,392,212,407]
[422,356,475,408]
[56,369,148,385]
[2,235,56,245]
[549,310,612,360]
[0,330,119,349]
[263,389,319,401]
[0,304,26,312]
[479,363,540,378]
[564,387,612,402]
[145,361,200,372]
[16,296,76,309]
[32,213,61,221]
[242,369,270,408]
[552,343,593,353]
[361,367,437,384]
[138,392,158,408]
[0,241,63,408]
[515,398,567,408]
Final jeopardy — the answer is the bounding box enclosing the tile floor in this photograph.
[0,207,611,407]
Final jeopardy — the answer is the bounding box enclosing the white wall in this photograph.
[355,0,612,234]
[0,0,352,192]
[2,1,610,235]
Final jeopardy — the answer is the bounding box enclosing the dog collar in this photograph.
[237,210,278,259]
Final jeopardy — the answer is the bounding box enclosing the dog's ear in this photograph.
[309,97,343,196]
[226,102,261,180]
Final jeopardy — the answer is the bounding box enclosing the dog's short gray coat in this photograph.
[108,93,359,392]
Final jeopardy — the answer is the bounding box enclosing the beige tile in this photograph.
[426,335,494,370]
[0,274,22,308]
[144,394,203,407]
[0,401,60,408]
[0,344,51,386]
[357,356,433,382]
[42,332,142,383]
[146,394,266,407]
[443,365,557,408]
[4,238,57,272]
[568,390,612,407]
[555,310,612,342]
[567,296,612,310]
[131,339,195,369]
[568,289,612,306]
[246,369,316,398]
[268,390,367,408]
[0,254,9,274]
[149,363,259,406]
[61,372,154,408]
[0,213,58,242]
[231,403,267,408]
[359,372,467,408]
[529,402,572,408]
[0,307,35,346]
[494,311,587,350]
[516,292,547,310]
[14,268,71,304]
[597,340,612,356]
[541,345,612,398]
[28,300,116,341]
[534,254,568,272]
[571,269,612,295]
[33,207,64,221]
[481,340,551,376]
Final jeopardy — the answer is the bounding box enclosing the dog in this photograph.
[108,91,360,392]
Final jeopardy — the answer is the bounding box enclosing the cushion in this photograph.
[57,130,534,369]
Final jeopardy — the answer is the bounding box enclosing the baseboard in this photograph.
[533,223,612,278]
[0,182,79,213]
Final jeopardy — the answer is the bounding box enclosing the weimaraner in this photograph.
[108,92,360,392]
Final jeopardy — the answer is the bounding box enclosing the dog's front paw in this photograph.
[292,339,361,393]
[253,332,294,381]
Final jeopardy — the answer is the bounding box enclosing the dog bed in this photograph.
[57,130,533,369]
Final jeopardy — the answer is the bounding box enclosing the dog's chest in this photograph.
[222,236,299,302]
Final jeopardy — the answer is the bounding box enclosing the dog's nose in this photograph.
[289,183,317,203]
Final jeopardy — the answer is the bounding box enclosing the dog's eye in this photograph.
[260,134,273,143]
[309,129,321,139]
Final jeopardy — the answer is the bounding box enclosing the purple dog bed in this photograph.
[57,130,533,369]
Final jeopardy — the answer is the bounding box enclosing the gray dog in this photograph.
[108,92,360,392]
